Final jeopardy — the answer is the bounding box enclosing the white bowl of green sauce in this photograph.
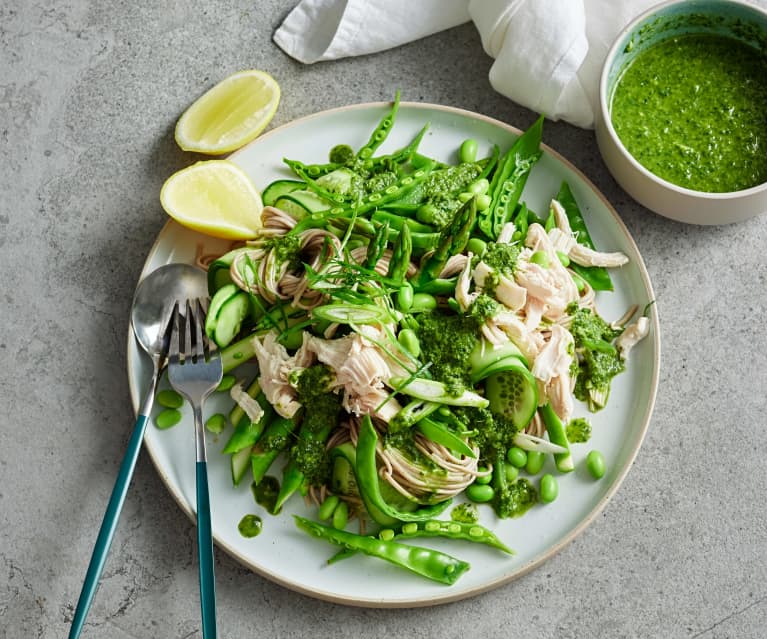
[596,0,767,224]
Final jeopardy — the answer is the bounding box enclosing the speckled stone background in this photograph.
[2,2,766,638]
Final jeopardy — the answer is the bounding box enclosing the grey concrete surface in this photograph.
[2,2,766,638]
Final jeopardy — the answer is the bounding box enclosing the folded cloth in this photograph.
[272,0,660,129]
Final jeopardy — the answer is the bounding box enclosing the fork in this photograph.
[167,298,223,639]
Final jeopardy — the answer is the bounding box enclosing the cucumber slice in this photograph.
[274,190,332,218]
[485,365,538,430]
[262,179,305,206]
[213,291,250,348]
[469,339,527,383]
[206,247,250,295]
[205,283,240,339]
[230,446,253,486]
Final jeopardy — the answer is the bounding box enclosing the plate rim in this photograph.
[128,100,661,607]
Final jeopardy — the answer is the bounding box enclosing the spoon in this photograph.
[69,263,207,639]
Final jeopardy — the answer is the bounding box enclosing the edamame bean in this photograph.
[540,474,559,503]
[556,251,570,267]
[466,483,495,503]
[571,272,587,293]
[280,329,304,350]
[157,389,183,409]
[205,413,226,434]
[467,178,490,196]
[396,283,414,312]
[410,292,437,312]
[332,500,349,530]
[155,408,181,430]
[216,375,236,392]
[525,450,545,475]
[416,203,437,225]
[318,495,340,521]
[586,450,606,479]
[474,466,492,485]
[459,138,478,164]
[504,464,519,482]
[397,328,421,357]
[476,194,492,211]
[466,237,487,256]
[530,251,550,268]
[507,446,528,468]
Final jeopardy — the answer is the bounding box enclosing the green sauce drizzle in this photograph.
[238,514,263,538]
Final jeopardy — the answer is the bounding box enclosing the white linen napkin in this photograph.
[272,0,660,129]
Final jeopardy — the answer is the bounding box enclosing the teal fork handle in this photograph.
[196,460,217,638]
[68,412,151,639]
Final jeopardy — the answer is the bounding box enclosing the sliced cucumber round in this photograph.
[485,364,539,430]
[205,283,240,339]
[469,338,527,383]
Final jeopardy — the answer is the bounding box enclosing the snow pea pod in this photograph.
[294,516,470,585]
[479,116,543,240]
[356,90,401,160]
[394,519,514,555]
[222,391,273,454]
[251,414,301,487]
[415,417,475,459]
[555,181,614,291]
[356,416,452,524]
[282,159,347,203]
[539,403,574,473]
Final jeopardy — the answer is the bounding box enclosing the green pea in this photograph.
[410,292,437,313]
[530,251,550,268]
[476,194,492,211]
[466,237,487,256]
[379,528,395,541]
[571,272,587,293]
[205,413,226,434]
[467,178,490,196]
[540,474,559,503]
[556,251,570,268]
[216,374,237,392]
[525,451,545,475]
[401,522,418,535]
[586,450,606,479]
[332,500,349,530]
[155,408,181,430]
[157,389,183,409]
[396,283,414,312]
[459,138,478,164]
[318,495,340,521]
[397,328,421,357]
[416,203,437,225]
[504,464,519,482]
[474,466,492,485]
[458,191,473,203]
[466,483,495,503]
[507,446,528,468]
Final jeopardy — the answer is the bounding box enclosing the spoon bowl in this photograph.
[69,262,208,639]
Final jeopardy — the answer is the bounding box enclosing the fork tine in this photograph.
[189,298,206,363]
[168,301,181,365]
[181,299,193,363]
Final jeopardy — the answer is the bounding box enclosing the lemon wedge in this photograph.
[175,70,280,155]
[160,160,263,239]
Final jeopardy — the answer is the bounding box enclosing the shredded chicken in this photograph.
[531,324,575,422]
[616,316,650,361]
[252,332,315,418]
[473,261,527,311]
[230,382,264,424]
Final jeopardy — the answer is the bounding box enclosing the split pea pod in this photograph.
[294,516,470,585]
[387,223,412,283]
[392,519,514,555]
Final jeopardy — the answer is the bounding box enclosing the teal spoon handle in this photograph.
[69,361,161,639]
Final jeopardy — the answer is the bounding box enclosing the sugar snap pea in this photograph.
[356,90,401,160]
[394,518,514,555]
[294,516,470,585]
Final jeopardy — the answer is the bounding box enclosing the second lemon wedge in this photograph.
[175,70,280,155]
[160,160,263,239]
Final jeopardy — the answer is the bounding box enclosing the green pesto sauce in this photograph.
[450,502,480,524]
[611,34,767,192]
[566,417,592,444]
[416,311,479,395]
[251,476,280,515]
[238,514,263,538]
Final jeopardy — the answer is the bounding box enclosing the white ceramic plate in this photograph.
[129,102,660,607]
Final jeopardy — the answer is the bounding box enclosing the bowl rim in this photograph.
[598,0,767,200]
